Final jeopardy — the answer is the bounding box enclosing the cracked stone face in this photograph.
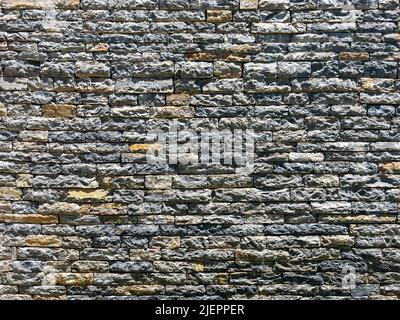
[0,0,400,300]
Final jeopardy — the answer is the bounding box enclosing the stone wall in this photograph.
[0,0,400,300]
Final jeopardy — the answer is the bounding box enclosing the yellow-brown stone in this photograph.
[150,236,180,249]
[166,93,190,106]
[216,273,229,285]
[129,143,160,152]
[379,162,400,173]
[91,203,127,215]
[321,236,355,247]
[68,189,108,200]
[60,0,81,9]
[55,273,93,286]
[339,52,369,61]
[194,262,204,272]
[187,52,250,62]
[0,103,6,116]
[129,249,161,260]
[0,187,22,200]
[207,10,233,23]
[390,53,400,61]
[42,104,76,118]
[3,214,58,224]
[88,43,110,52]
[16,174,32,188]
[26,235,62,247]
[0,261,12,273]
[230,44,261,54]
[361,78,377,91]
[1,0,44,9]
[2,0,80,9]
[0,42,7,51]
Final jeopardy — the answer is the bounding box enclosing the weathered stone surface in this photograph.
[75,62,110,78]
[207,10,233,23]
[1,0,399,301]
[115,79,173,93]
[42,104,76,118]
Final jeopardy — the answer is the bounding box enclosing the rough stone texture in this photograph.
[0,0,400,300]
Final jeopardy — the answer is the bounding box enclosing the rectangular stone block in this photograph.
[115,79,174,93]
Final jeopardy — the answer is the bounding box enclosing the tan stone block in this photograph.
[138,214,174,224]
[240,0,258,10]
[0,261,12,272]
[0,42,8,51]
[55,273,93,286]
[214,61,242,78]
[88,43,109,52]
[16,174,32,188]
[166,93,190,106]
[379,162,400,173]
[207,10,232,23]
[216,273,229,285]
[130,249,161,261]
[61,0,80,9]
[1,0,44,9]
[361,78,377,91]
[91,203,128,215]
[195,262,204,272]
[0,201,11,214]
[129,143,160,153]
[153,261,203,272]
[150,236,180,249]
[321,236,355,247]
[339,52,369,61]
[390,53,400,61]
[230,44,261,54]
[360,78,394,93]
[42,104,76,118]
[68,189,109,200]
[2,0,80,9]
[0,102,7,116]
[3,214,58,224]
[26,235,62,247]
[38,202,89,215]
[187,52,250,62]
[0,187,22,200]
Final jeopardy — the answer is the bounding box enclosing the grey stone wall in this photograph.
[0,0,400,300]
